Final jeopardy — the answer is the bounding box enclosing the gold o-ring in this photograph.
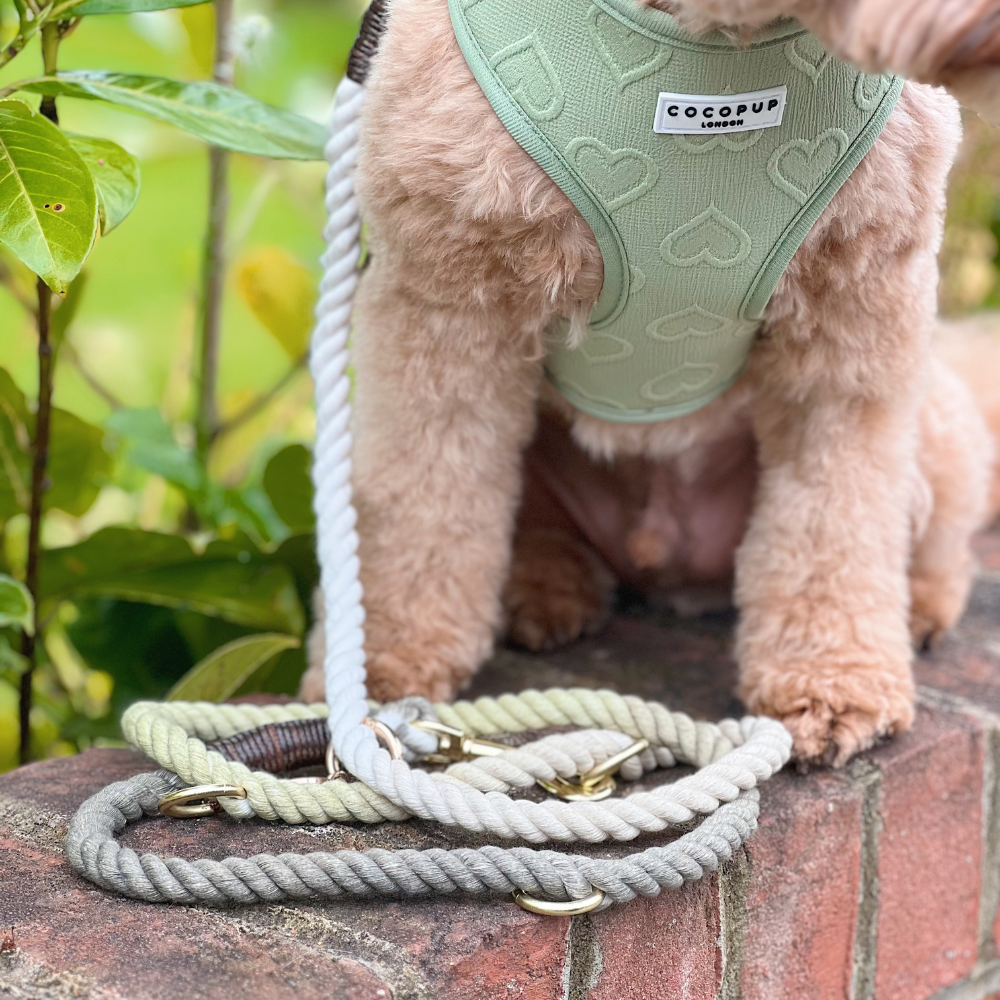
[324,717,405,782]
[512,888,606,916]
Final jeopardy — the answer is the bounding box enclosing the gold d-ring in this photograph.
[325,717,405,781]
[157,783,248,818]
[513,888,606,916]
[364,717,404,759]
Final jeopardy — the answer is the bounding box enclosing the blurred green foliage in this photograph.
[942,111,1000,315]
[0,0,361,770]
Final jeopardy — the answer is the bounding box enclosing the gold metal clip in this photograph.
[157,783,248,818]
[324,717,405,783]
[513,887,606,916]
[536,738,650,802]
[410,719,509,764]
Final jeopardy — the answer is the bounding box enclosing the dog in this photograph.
[300,0,1000,764]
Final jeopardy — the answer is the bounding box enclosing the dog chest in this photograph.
[449,0,902,423]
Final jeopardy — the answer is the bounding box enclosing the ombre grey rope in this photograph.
[66,769,760,907]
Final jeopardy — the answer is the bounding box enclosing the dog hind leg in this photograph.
[908,358,994,648]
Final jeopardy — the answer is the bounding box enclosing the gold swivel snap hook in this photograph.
[409,719,509,764]
[536,738,650,801]
[157,784,248,818]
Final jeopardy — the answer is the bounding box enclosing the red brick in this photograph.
[0,838,391,1000]
[1,750,571,1000]
[588,879,721,1000]
[296,898,570,1000]
[915,643,1000,716]
[871,707,985,1000]
[740,771,864,1000]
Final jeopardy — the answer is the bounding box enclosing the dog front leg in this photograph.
[732,85,956,763]
[736,339,928,764]
[340,269,543,704]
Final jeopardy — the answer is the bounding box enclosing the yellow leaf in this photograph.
[181,5,215,78]
[235,246,316,358]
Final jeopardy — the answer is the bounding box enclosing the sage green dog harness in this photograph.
[449,0,902,422]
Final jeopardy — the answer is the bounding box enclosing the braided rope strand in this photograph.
[121,694,790,841]
[66,769,760,907]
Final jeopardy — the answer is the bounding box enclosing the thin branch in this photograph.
[19,20,60,765]
[211,354,307,442]
[38,22,58,123]
[19,277,53,764]
[226,164,280,255]
[61,341,123,410]
[193,0,234,467]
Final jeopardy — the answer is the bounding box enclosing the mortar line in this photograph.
[849,759,883,1000]
[717,847,750,1000]
[925,958,1000,1000]
[563,912,602,1000]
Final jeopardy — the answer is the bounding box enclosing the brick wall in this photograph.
[2,533,1000,999]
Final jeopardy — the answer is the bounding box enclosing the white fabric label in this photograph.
[653,86,787,135]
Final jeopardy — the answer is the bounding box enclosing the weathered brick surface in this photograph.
[871,708,985,1000]
[588,881,721,1000]
[2,532,999,999]
[0,749,574,1000]
[0,838,393,1000]
[740,770,865,1000]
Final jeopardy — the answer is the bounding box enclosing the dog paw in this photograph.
[503,531,612,651]
[908,565,974,650]
[741,665,915,766]
[363,638,474,704]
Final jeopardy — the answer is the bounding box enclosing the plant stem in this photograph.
[18,20,60,765]
[61,341,123,410]
[211,354,307,442]
[19,277,53,764]
[38,22,57,122]
[193,0,234,471]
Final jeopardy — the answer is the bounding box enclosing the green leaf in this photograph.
[105,407,202,492]
[166,632,300,702]
[0,100,98,293]
[0,634,28,686]
[0,368,31,519]
[19,74,327,161]
[271,532,318,625]
[72,0,210,14]
[66,135,140,235]
[67,599,197,717]
[41,527,306,633]
[47,407,113,515]
[263,444,315,531]
[0,367,111,518]
[0,574,32,633]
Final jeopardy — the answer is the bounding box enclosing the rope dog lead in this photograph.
[65,8,793,913]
